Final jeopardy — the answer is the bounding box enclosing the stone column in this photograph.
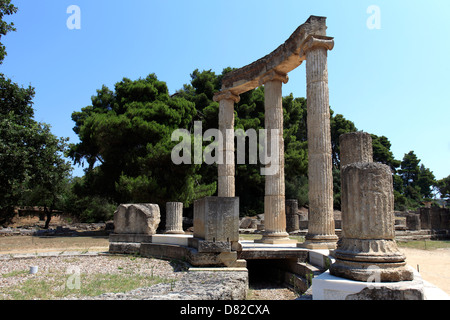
[214,91,240,197]
[330,132,413,281]
[330,162,413,282]
[300,35,338,249]
[340,131,373,167]
[286,199,300,233]
[165,202,184,234]
[257,71,296,244]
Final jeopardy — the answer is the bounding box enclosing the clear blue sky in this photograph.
[2,0,449,180]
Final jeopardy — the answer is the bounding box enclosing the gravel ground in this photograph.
[0,254,299,300]
[0,255,187,300]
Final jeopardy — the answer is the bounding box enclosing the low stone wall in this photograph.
[419,207,450,231]
[94,270,248,300]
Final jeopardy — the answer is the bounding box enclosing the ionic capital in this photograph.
[213,90,241,103]
[300,35,334,58]
[260,70,289,86]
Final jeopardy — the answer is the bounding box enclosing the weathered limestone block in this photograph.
[339,132,373,168]
[193,197,239,244]
[113,204,160,235]
[406,213,421,231]
[330,162,413,282]
[165,202,184,234]
[189,238,231,253]
[345,285,424,300]
[108,242,141,255]
[239,217,256,229]
[187,197,242,267]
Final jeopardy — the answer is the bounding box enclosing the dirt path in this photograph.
[400,247,450,295]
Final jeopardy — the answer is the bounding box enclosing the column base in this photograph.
[329,259,414,282]
[298,234,338,249]
[164,230,185,235]
[255,232,298,244]
[333,238,406,263]
[298,240,337,250]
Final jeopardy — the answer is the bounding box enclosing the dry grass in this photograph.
[397,240,450,250]
[0,236,110,254]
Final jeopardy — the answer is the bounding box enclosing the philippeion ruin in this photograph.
[105,16,449,300]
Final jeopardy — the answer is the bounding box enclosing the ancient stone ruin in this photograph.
[215,15,337,248]
[108,13,340,275]
[105,16,449,300]
[286,199,300,233]
[164,202,184,234]
[330,132,414,282]
[109,203,160,254]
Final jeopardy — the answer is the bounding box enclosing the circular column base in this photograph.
[298,233,339,249]
[255,231,297,244]
[329,259,414,282]
[164,230,185,235]
[334,238,406,263]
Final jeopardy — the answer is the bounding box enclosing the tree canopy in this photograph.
[0,74,72,224]
[68,74,217,215]
[0,0,17,64]
[437,175,450,200]
[393,150,437,209]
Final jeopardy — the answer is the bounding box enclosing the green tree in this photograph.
[436,175,450,202]
[0,75,72,224]
[417,164,436,200]
[330,111,357,168]
[0,74,35,221]
[399,151,420,187]
[69,74,216,216]
[329,111,357,209]
[0,0,17,64]
[437,176,450,198]
[371,134,401,172]
[283,95,308,207]
[21,123,73,228]
[397,151,436,209]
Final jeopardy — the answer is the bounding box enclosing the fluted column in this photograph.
[330,132,413,282]
[214,91,240,197]
[165,202,184,234]
[300,35,338,249]
[257,71,296,244]
[286,199,300,233]
[330,162,413,282]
